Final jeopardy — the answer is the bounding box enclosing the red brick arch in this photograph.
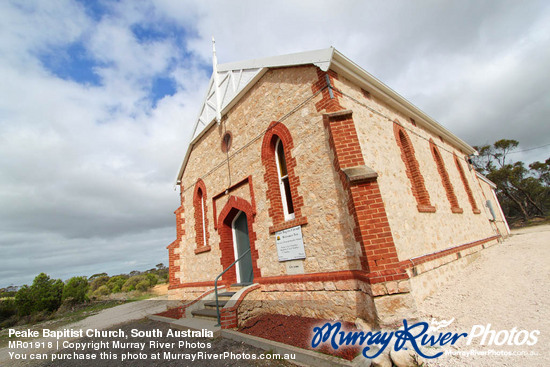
[454,153,481,214]
[393,123,435,213]
[261,121,306,232]
[217,196,260,284]
[193,178,210,252]
[429,139,462,213]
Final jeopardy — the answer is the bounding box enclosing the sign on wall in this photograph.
[285,260,305,275]
[275,225,306,262]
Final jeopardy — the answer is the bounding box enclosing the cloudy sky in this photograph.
[1,1,549,287]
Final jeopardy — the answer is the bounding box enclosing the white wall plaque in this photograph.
[275,225,306,262]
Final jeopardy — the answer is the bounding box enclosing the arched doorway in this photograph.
[217,195,260,285]
[232,211,253,284]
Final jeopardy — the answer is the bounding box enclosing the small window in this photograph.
[198,188,207,247]
[275,138,295,220]
[221,132,232,153]
[193,180,209,251]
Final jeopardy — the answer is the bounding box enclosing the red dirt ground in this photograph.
[238,314,361,361]
[155,306,184,319]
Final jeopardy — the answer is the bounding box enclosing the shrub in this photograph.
[62,276,89,304]
[145,273,159,287]
[0,299,17,320]
[0,314,19,329]
[89,276,109,293]
[92,285,110,298]
[106,275,128,293]
[135,280,150,292]
[121,275,147,292]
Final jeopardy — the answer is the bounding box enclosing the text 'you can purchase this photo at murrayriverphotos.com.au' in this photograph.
[6,324,296,364]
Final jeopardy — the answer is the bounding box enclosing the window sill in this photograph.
[269,216,308,233]
[451,207,464,214]
[473,209,482,214]
[417,204,436,213]
[194,246,211,254]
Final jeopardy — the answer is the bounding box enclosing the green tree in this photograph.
[15,273,63,315]
[14,285,34,316]
[530,158,550,186]
[89,273,108,281]
[473,139,549,221]
[31,273,64,313]
[62,276,89,304]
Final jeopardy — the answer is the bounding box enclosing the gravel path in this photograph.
[419,225,550,366]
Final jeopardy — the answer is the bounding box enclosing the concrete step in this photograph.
[191,308,218,320]
[217,291,236,300]
[204,300,227,309]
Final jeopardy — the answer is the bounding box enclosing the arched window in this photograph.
[198,188,206,246]
[430,140,462,213]
[193,179,209,252]
[393,123,435,212]
[275,138,295,220]
[454,154,481,214]
[261,121,306,232]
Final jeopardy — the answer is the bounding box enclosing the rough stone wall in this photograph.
[174,66,361,289]
[237,281,377,326]
[407,237,498,305]
[332,74,498,261]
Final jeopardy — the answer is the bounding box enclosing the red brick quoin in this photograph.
[311,68,343,113]
[217,196,261,285]
[323,110,402,274]
[393,122,436,213]
[167,183,185,289]
[261,121,307,233]
[219,284,261,329]
[429,139,462,214]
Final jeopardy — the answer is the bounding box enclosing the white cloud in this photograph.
[1,0,549,286]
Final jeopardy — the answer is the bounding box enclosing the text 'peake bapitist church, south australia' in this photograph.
[166,47,509,329]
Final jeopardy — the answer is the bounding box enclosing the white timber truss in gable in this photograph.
[191,67,264,141]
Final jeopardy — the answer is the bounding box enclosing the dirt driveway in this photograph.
[418,225,550,366]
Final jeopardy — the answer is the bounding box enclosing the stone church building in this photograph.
[167,48,509,328]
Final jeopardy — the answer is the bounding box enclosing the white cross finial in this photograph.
[212,36,221,124]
